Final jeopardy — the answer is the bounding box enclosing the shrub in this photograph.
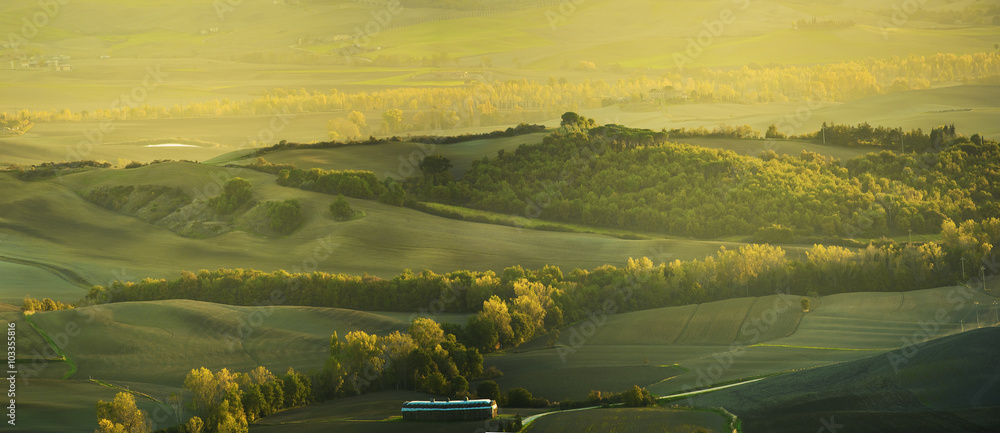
[329,195,354,220]
[266,199,303,235]
[505,387,533,408]
[622,385,656,407]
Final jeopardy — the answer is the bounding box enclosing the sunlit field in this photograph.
[2,0,999,432]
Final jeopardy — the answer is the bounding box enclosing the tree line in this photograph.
[8,52,999,134]
[97,317,491,433]
[83,217,996,354]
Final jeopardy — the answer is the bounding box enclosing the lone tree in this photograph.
[476,380,500,402]
[419,154,453,184]
[622,385,656,407]
[560,111,596,130]
[801,297,811,312]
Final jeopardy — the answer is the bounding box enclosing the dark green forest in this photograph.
[406,121,998,239]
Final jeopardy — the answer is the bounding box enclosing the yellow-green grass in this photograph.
[12,379,183,433]
[0,303,51,361]
[522,407,729,433]
[686,327,1000,433]
[226,132,548,179]
[489,286,995,400]
[0,164,724,288]
[29,300,406,385]
[0,260,85,305]
[582,85,1000,142]
[767,286,998,350]
[672,298,757,345]
[366,311,472,327]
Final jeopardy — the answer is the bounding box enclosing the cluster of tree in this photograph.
[475,380,547,409]
[264,199,303,235]
[397,0,529,9]
[666,125,759,139]
[253,124,544,161]
[411,124,997,238]
[22,296,73,312]
[877,3,1000,26]
[790,123,953,151]
[163,366,312,433]
[9,53,998,130]
[5,160,112,181]
[276,167,389,201]
[238,157,296,175]
[842,137,1000,221]
[0,117,32,137]
[210,178,254,214]
[327,318,485,399]
[95,392,153,433]
[146,317,490,433]
[83,217,996,354]
[83,185,191,222]
[793,18,855,29]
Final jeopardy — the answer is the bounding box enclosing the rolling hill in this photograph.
[688,326,1000,433]
[0,162,756,294]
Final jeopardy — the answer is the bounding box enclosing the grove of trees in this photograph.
[406,122,998,239]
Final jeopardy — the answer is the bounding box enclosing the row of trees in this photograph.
[21,296,72,312]
[9,52,999,132]
[131,316,490,433]
[83,217,996,353]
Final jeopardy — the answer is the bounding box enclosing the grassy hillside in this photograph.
[29,300,406,384]
[522,407,729,433]
[689,326,1000,433]
[224,132,548,179]
[0,163,745,287]
[486,286,996,401]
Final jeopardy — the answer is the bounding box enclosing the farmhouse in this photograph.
[401,398,497,421]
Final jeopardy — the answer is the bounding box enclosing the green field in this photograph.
[689,327,1000,433]
[484,286,997,401]
[523,407,729,433]
[9,284,997,431]
[0,158,816,291]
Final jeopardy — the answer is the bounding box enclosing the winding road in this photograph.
[521,377,766,427]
